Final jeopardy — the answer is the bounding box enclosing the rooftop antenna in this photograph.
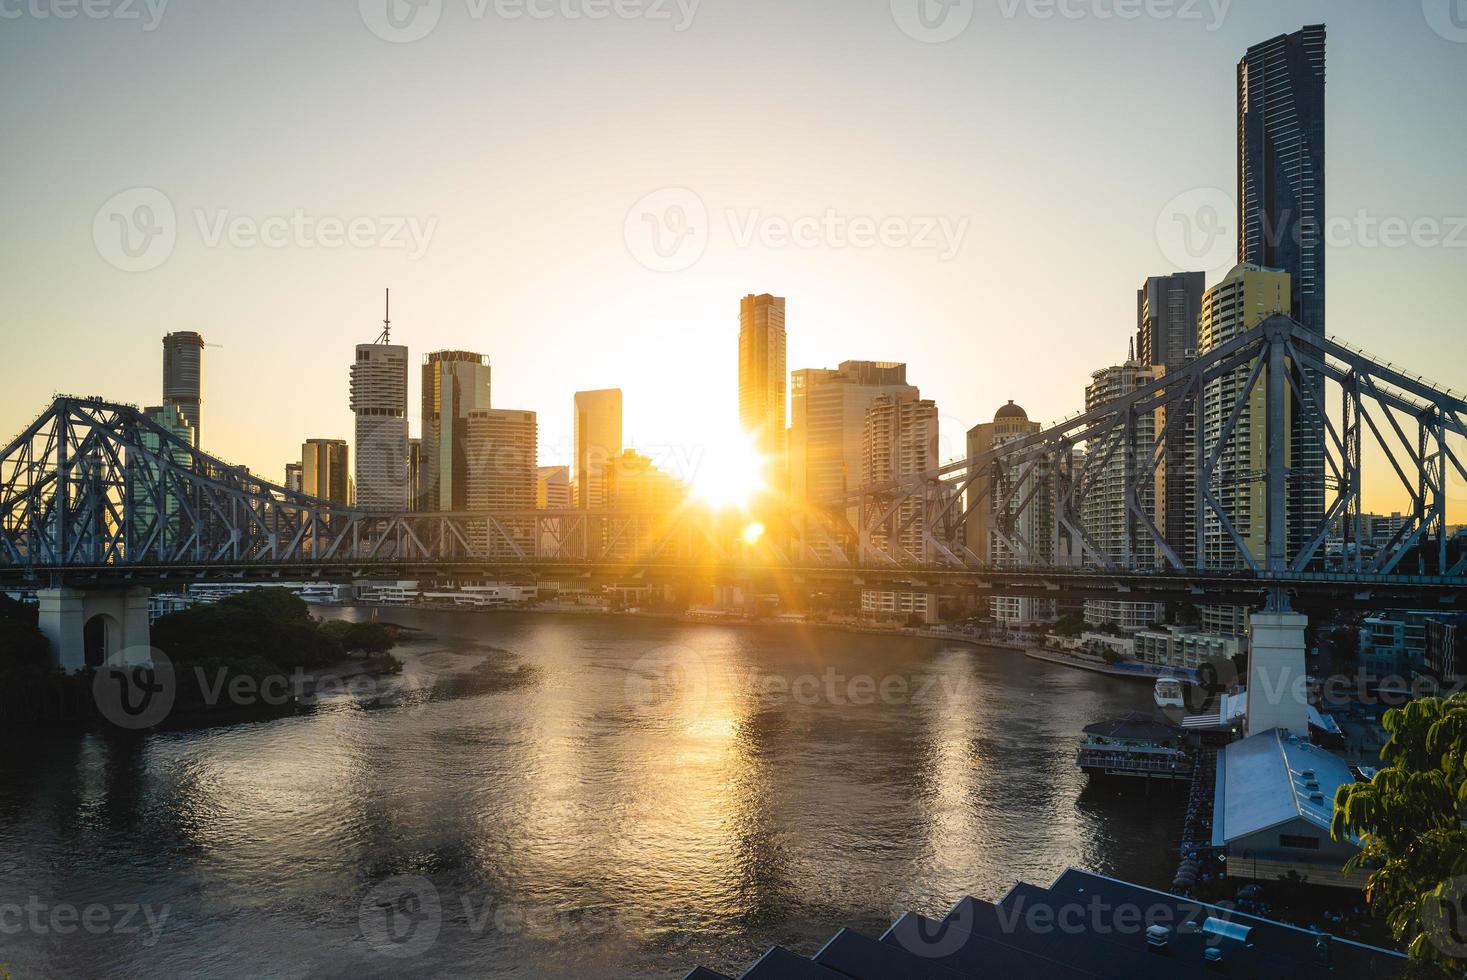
[376,288,392,344]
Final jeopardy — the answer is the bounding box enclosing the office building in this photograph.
[1198,263,1291,636]
[1138,273,1205,568]
[788,361,915,559]
[284,462,303,493]
[129,404,195,556]
[465,409,537,556]
[421,351,492,511]
[161,331,204,446]
[738,293,787,456]
[351,340,409,510]
[604,449,688,561]
[1082,359,1162,630]
[1239,24,1328,566]
[965,401,1062,625]
[573,389,623,509]
[301,438,350,506]
[537,465,570,509]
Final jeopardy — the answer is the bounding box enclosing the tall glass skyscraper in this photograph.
[738,293,787,455]
[1238,23,1326,566]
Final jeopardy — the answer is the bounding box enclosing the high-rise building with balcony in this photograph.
[1198,263,1292,635]
[966,401,1058,626]
[351,340,409,510]
[861,392,938,561]
[1239,24,1327,566]
[1082,360,1163,630]
[788,360,915,560]
[162,331,204,446]
[421,351,492,511]
[573,389,623,509]
[738,294,787,457]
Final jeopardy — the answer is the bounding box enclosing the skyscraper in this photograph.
[573,389,623,509]
[1198,263,1292,636]
[466,409,538,556]
[1239,24,1327,564]
[162,331,204,446]
[738,294,787,456]
[965,402,1057,626]
[1082,360,1162,630]
[1137,272,1205,568]
[788,360,914,559]
[861,391,938,560]
[537,465,570,509]
[351,333,409,510]
[421,351,492,511]
[301,438,351,506]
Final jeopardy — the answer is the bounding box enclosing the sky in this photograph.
[2,0,1465,512]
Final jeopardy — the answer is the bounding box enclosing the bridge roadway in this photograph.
[8,561,1465,610]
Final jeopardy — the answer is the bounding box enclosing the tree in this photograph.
[218,587,312,623]
[1332,693,1467,972]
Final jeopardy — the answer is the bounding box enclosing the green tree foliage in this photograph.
[319,620,396,655]
[217,587,313,623]
[0,596,47,668]
[1332,693,1467,970]
[153,589,340,672]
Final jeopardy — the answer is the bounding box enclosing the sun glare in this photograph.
[690,428,768,511]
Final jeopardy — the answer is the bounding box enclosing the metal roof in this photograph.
[1212,728,1359,846]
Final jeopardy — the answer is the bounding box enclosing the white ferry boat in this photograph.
[1153,676,1185,711]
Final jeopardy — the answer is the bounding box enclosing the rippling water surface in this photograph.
[0,611,1176,978]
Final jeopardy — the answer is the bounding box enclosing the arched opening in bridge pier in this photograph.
[83,613,120,668]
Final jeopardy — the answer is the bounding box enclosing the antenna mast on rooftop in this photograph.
[376,288,392,344]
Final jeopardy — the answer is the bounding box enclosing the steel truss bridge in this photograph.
[2,315,1465,609]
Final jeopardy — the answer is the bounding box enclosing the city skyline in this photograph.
[4,2,1465,518]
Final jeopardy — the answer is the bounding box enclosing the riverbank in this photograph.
[1023,645,1198,683]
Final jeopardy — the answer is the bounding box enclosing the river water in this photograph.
[0,611,1176,978]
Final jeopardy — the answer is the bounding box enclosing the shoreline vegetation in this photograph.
[0,588,406,732]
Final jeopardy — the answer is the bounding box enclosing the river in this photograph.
[0,610,1176,978]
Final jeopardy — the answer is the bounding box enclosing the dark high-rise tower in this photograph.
[162,331,204,446]
[1238,24,1326,566]
[1137,272,1205,568]
[1237,24,1326,335]
[1136,273,1204,373]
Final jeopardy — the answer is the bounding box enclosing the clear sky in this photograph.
[2,0,1465,511]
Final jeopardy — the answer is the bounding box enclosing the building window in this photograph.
[1279,834,1320,850]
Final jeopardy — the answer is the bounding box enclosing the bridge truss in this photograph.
[807,315,1467,582]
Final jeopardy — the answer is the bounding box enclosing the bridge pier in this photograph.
[1245,593,1310,738]
[36,587,153,674]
